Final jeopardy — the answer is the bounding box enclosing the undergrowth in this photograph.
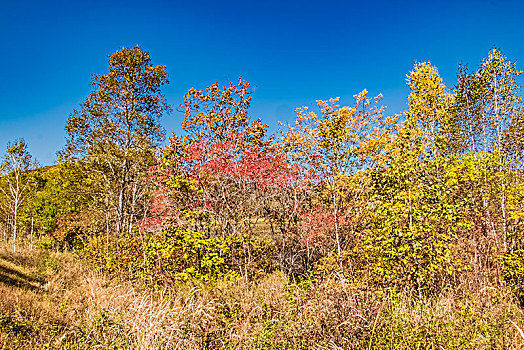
[0,239,523,349]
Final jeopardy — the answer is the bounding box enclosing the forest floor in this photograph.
[1,241,524,349]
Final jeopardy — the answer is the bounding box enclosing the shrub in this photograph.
[501,251,524,305]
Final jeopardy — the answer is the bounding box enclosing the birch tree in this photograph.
[0,139,37,250]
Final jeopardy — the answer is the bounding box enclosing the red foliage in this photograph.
[138,190,171,232]
[299,206,352,246]
[185,137,292,191]
[145,132,297,233]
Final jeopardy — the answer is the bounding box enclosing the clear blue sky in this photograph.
[1,0,524,165]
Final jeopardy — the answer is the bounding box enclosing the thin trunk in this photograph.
[106,211,110,245]
[128,180,138,236]
[465,92,476,152]
[493,75,509,252]
[117,183,125,235]
[481,185,499,249]
[30,215,34,250]
[501,178,508,252]
[13,190,18,253]
[493,74,501,147]
[408,186,413,234]
[483,112,487,153]
[430,116,437,159]
[332,184,342,273]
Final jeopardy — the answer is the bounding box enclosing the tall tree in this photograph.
[454,48,523,155]
[406,61,455,157]
[454,64,487,154]
[479,48,523,155]
[0,139,37,250]
[455,49,524,252]
[281,91,393,271]
[60,46,171,236]
[154,78,279,237]
[479,48,524,252]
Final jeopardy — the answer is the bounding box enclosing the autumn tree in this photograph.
[346,62,470,293]
[451,49,524,261]
[181,78,267,146]
[154,78,275,233]
[143,78,296,280]
[406,61,456,156]
[362,121,465,292]
[453,49,523,154]
[281,91,394,272]
[479,48,523,155]
[61,46,170,236]
[0,139,37,250]
[454,64,488,154]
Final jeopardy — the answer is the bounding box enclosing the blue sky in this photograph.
[1,0,524,165]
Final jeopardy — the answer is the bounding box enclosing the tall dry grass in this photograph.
[1,240,524,349]
[0,241,217,349]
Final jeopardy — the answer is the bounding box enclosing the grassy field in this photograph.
[1,241,524,349]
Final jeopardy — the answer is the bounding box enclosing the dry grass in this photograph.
[0,241,217,349]
[0,240,524,349]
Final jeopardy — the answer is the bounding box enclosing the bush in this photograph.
[501,251,524,305]
[144,227,235,282]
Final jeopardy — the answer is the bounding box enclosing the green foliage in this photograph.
[82,235,131,275]
[35,235,55,250]
[357,122,466,292]
[83,227,239,283]
[500,251,524,305]
[32,162,93,237]
[144,227,235,282]
[81,224,281,284]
